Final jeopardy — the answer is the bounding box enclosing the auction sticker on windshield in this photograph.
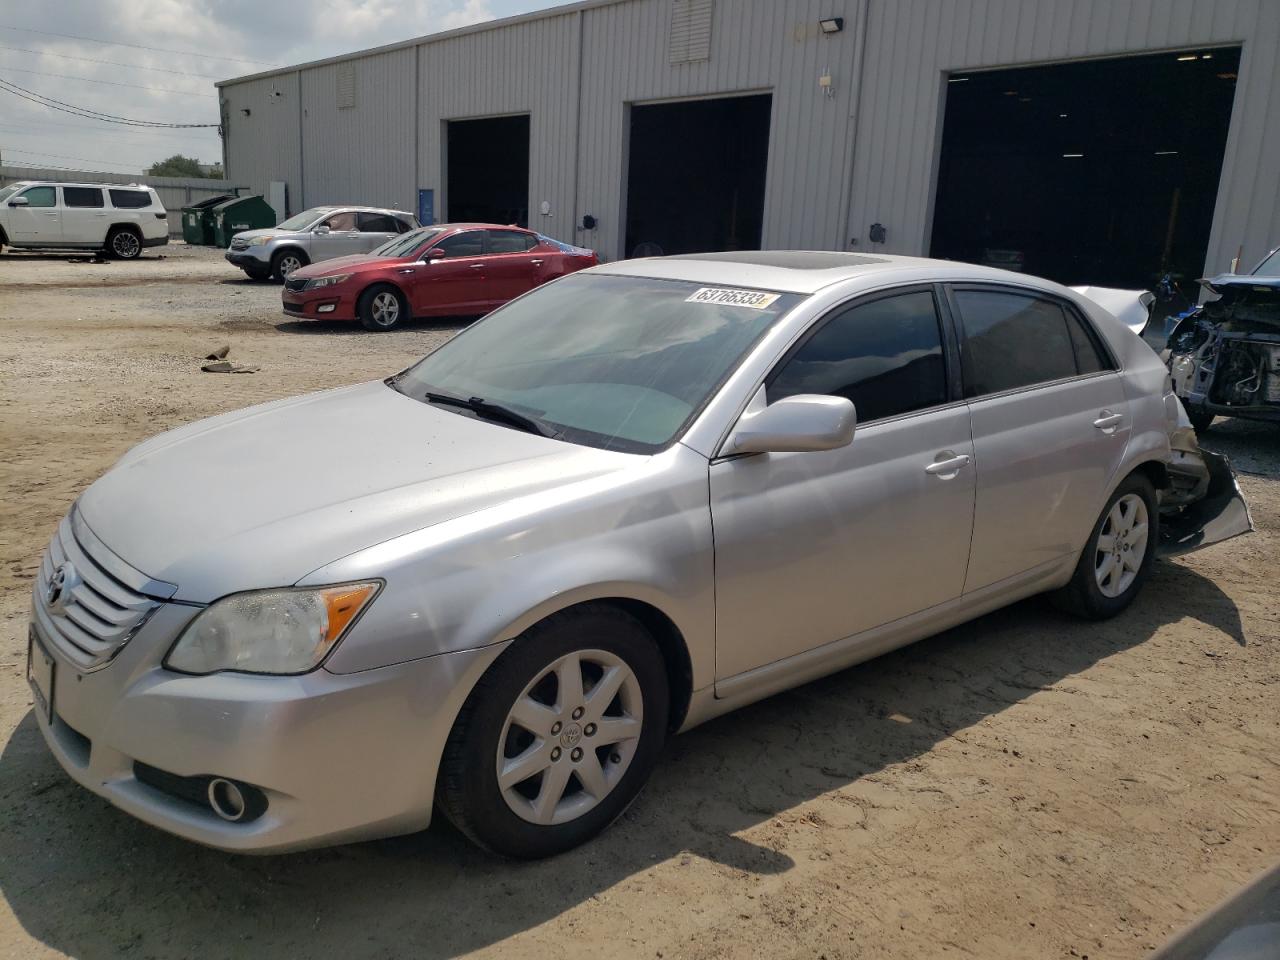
[685,287,782,309]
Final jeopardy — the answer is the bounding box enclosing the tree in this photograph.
[146,154,222,179]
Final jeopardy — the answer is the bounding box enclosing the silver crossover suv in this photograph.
[28,252,1249,857]
[225,205,418,280]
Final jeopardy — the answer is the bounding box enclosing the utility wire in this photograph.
[0,25,280,66]
[0,77,220,128]
[2,147,150,170]
[0,64,216,97]
[0,43,224,79]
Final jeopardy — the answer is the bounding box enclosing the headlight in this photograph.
[247,236,273,246]
[165,582,380,675]
[305,273,352,290]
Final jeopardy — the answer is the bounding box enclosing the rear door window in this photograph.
[20,186,56,207]
[768,289,949,423]
[108,189,152,209]
[358,212,400,233]
[64,187,104,208]
[486,229,537,254]
[1065,308,1115,375]
[952,289,1080,398]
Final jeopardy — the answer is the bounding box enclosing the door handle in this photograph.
[925,452,971,476]
[469,263,484,269]
[1093,410,1124,433]
[530,259,544,266]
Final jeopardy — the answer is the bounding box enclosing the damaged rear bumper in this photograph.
[1158,449,1254,558]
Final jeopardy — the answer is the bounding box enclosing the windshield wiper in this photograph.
[424,391,560,439]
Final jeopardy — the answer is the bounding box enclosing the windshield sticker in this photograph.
[685,287,782,309]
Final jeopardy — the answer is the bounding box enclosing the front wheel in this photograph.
[1052,472,1158,620]
[357,285,409,331]
[270,249,308,281]
[437,605,669,858]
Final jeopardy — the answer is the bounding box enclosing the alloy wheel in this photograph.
[1094,493,1149,598]
[370,291,400,326]
[112,231,140,258]
[278,255,302,277]
[496,649,643,826]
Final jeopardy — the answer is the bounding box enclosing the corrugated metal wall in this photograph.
[847,0,1280,273]
[218,0,1280,272]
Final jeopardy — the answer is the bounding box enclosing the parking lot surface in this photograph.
[0,245,1278,959]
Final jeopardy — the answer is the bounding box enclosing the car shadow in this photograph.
[273,317,479,335]
[0,560,1245,958]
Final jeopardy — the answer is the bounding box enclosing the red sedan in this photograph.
[281,223,598,331]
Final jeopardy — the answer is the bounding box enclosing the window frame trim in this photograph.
[943,281,1121,404]
[759,282,964,428]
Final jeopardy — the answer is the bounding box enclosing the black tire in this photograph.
[357,284,409,331]
[437,604,669,859]
[105,226,142,260]
[242,266,271,282]
[1052,472,1159,620]
[270,248,308,281]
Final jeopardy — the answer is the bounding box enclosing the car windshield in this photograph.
[373,227,444,259]
[275,207,334,231]
[1252,247,1280,278]
[393,273,801,453]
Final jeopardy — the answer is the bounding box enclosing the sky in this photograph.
[0,0,579,176]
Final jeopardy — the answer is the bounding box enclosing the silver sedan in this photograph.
[27,252,1249,857]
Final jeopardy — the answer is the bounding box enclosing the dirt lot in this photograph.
[0,244,1277,960]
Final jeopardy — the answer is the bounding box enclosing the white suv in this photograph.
[0,181,169,259]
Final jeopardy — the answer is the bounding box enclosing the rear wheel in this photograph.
[1052,472,1158,620]
[270,249,307,281]
[106,227,142,260]
[357,285,409,331]
[437,604,669,858]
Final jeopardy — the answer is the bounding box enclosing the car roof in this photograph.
[595,250,1066,295]
[9,181,153,190]
[315,205,414,216]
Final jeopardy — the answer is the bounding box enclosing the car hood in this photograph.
[232,228,300,242]
[291,254,401,280]
[77,381,639,602]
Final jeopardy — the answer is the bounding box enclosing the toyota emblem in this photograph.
[46,562,79,615]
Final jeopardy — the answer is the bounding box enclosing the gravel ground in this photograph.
[0,244,1277,960]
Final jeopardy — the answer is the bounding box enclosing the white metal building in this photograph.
[217,0,1280,288]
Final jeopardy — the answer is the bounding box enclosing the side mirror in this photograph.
[424,247,448,261]
[313,225,331,235]
[723,394,856,455]
[9,196,29,207]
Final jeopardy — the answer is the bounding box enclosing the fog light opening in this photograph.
[208,777,248,822]
[317,303,336,313]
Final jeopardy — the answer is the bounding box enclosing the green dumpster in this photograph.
[180,194,234,245]
[210,195,276,248]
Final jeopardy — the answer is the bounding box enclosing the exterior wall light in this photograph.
[819,17,844,34]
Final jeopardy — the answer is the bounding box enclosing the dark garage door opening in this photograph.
[624,94,772,258]
[930,48,1240,290]
[447,114,530,226]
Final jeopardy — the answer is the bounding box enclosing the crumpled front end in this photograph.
[1156,405,1254,558]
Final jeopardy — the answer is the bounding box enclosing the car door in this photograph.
[356,212,401,253]
[405,229,488,316]
[948,285,1130,593]
[710,286,976,681]
[6,185,59,242]
[312,211,363,260]
[481,229,541,305]
[61,186,106,244]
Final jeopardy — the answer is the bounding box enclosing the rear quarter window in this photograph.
[109,189,153,209]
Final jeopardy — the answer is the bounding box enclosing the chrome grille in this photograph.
[32,510,176,670]
[230,238,249,251]
[284,276,308,292]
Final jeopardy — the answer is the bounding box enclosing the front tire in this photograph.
[270,249,308,281]
[357,285,409,331]
[106,227,142,260]
[1053,472,1158,620]
[437,604,669,858]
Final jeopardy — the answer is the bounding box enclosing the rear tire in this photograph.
[270,249,308,281]
[437,604,669,858]
[106,227,142,260]
[357,285,409,331]
[1052,472,1158,620]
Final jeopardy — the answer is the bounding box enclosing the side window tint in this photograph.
[21,186,56,208]
[324,212,357,231]
[1065,308,1113,375]
[954,290,1077,398]
[487,229,534,254]
[64,187,104,208]
[108,189,151,208]
[768,290,948,423]
[436,232,484,257]
[357,212,399,232]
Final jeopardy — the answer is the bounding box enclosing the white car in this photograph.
[0,181,169,259]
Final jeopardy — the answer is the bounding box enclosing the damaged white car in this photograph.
[1166,261,1280,433]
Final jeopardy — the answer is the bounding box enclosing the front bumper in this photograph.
[281,287,360,321]
[29,599,503,853]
